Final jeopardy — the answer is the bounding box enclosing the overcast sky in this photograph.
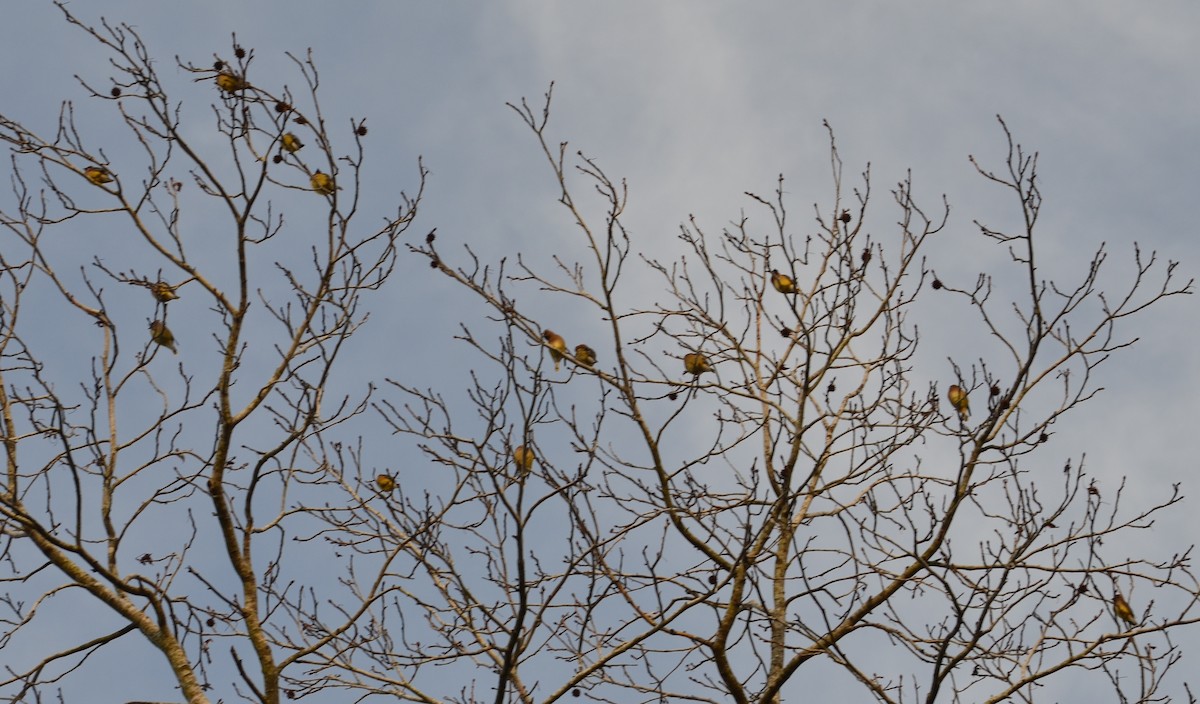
[2,1,1197,700]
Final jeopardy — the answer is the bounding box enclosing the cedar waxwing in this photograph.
[84,166,113,185]
[770,269,797,295]
[684,352,712,376]
[150,281,179,303]
[311,170,336,195]
[542,329,568,371]
[513,445,534,476]
[375,474,395,493]
[574,344,597,368]
[215,73,247,93]
[149,320,177,354]
[281,132,304,153]
[947,384,970,420]
[1113,593,1138,627]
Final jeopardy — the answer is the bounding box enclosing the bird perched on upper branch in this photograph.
[513,445,534,476]
[574,344,597,368]
[684,352,712,377]
[543,329,568,371]
[149,320,177,354]
[375,474,396,494]
[149,281,179,303]
[770,269,797,295]
[947,384,969,420]
[1113,592,1138,627]
[215,72,247,92]
[311,170,336,195]
[281,132,304,153]
[84,166,113,185]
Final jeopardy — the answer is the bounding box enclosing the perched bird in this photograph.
[1113,592,1138,627]
[947,384,970,420]
[150,281,179,303]
[149,320,177,354]
[281,132,304,153]
[375,474,396,493]
[542,329,568,371]
[512,445,534,476]
[684,352,712,376]
[574,344,597,368]
[83,166,113,185]
[770,269,797,295]
[311,170,336,195]
[215,73,247,92]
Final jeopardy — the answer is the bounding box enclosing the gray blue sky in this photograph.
[2,1,1197,700]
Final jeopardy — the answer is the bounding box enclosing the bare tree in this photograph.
[1,5,423,703]
[365,87,1197,703]
[1,7,1195,704]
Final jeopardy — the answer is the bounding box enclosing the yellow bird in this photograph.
[513,445,534,476]
[684,352,712,376]
[84,166,113,185]
[947,384,970,420]
[543,329,568,371]
[150,281,179,303]
[311,170,336,195]
[1113,592,1138,627]
[770,269,797,295]
[574,344,597,368]
[281,132,304,153]
[149,320,177,354]
[375,474,396,493]
[215,73,247,93]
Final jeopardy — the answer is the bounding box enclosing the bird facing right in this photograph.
[215,73,247,92]
[684,352,712,376]
[84,166,113,185]
[150,281,179,303]
[281,132,304,153]
[574,344,597,368]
